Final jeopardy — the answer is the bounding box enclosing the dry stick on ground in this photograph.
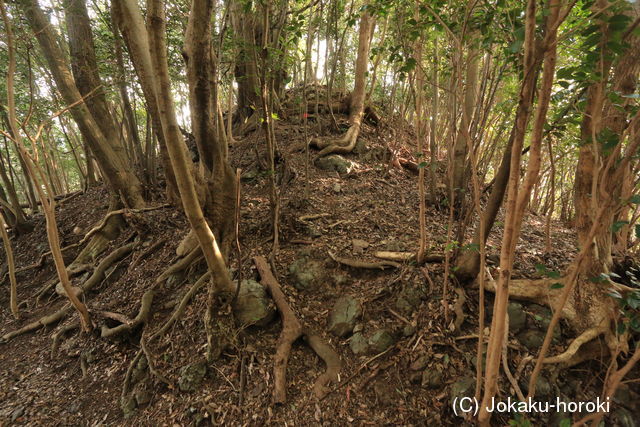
[373,251,444,263]
[328,251,401,269]
[254,256,342,403]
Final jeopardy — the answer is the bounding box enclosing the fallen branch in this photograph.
[329,251,400,269]
[254,256,342,404]
[373,251,443,263]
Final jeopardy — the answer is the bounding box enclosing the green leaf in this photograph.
[612,220,629,233]
[535,263,561,278]
[418,161,428,169]
[549,282,564,290]
[629,195,640,204]
[559,419,572,427]
[635,224,640,239]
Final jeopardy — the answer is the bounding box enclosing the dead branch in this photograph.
[373,251,444,263]
[329,251,400,269]
[77,204,170,249]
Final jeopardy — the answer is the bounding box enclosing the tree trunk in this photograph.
[311,9,375,156]
[17,0,145,209]
[111,0,179,202]
[230,2,262,125]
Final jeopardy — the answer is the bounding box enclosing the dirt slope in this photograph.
[1,106,638,426]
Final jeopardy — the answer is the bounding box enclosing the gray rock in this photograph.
[120,395,137,419]
[332,273,350,286]
[368,329,395,353]
[410,355,429,371]
[352,239,369,254]
[328,296,362,337]
[508,302,526,334]
[332,183,342,193]
[289,258,325,291]
[385,240,405,252]
[450,377,475,406]
[395,285,426,315]
[10,407,24,422]
[517,329,545,351]
[422,369,444,389]
[241,169,259,181]
[535,375,552,397]
[304,224,323,237]
[403,324,417,337]
[131,355,148,384]
[232,279,276,327]
[178,362,207,392]
[314,155,355,174]
[133,380,152,406]
[526,304,562,341]
[349,333,369,355]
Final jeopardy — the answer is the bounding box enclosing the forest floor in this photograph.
[1,97,639,426]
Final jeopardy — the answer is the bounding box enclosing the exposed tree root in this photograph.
[152,272,210,339]
[1,304,72,343]
[130,238,166,270]
[155,246,203,284]
[120,272,211,405]
[542,321,609,364]
[304,331,342,398]
[254,256,342,404]
[1,242,137,343]
[51,322,79,358]
[101,288,155,338]
[484,276,617,365]
[70,204,169,267]
[310,125,361,157]
[78,205,170,251]
[329,251,400,269]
